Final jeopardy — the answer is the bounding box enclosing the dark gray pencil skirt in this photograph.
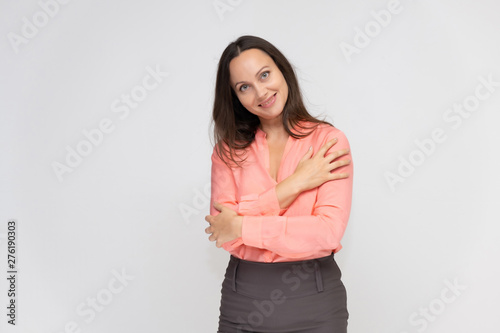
[217,252,348,333]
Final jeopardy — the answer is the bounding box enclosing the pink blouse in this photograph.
[209,120,353,263]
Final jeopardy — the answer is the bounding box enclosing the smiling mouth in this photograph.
[259,93,277,107]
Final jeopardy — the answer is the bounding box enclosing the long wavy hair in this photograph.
[211,35,333,168]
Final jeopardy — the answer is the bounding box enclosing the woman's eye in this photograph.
[240,84,249,92]
[261,71,269,79]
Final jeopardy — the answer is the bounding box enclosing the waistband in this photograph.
[226,253,338,299]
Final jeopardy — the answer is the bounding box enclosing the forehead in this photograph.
[229,48,274,81]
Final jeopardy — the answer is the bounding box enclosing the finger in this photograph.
[300,145,314,161]
[205,226,211,234]
[326,148,350,162]
[329,172,350,180]
[328,158,352,170]
[214,201,229,213]
[316,138,338,157]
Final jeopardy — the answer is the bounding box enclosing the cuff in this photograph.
[241,215,263,249]
[222,237,244,252]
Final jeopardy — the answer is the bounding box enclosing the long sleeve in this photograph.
[210,150,281,217]
[240,130,354,258]
[210,150,238,216]
[210,147,283,251]
[210,149,245,250]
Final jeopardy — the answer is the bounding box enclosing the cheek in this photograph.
[280,75,288,92]
[241,92,256,104]
[275,74,287,90]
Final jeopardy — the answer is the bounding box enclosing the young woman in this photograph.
[205,35,353,333]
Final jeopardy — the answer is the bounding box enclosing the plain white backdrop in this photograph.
[1,0,499,332]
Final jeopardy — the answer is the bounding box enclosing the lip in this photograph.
[259,93,277,108]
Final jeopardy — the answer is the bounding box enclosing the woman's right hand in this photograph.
[292,138,351,192]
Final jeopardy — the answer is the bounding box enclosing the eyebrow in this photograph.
[234,66,270,89]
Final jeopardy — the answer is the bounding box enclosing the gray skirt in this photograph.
[217,253,348,333]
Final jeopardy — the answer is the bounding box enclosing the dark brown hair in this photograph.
[211,35,333,168]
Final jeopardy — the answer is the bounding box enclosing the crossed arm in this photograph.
[205,130,353,257]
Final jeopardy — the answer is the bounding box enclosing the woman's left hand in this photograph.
[205,202,243,248]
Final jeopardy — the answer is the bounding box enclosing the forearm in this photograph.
[241,211,349,257]
[275,174,304,209]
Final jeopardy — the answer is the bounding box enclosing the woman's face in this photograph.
[229,48,288,123]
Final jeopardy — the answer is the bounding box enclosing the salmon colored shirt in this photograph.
[209,121,353,263]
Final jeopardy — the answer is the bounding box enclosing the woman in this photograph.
[205,35,353,333]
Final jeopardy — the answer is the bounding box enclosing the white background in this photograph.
[1,0,499,332]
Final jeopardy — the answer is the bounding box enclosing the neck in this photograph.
[259,116,289,141]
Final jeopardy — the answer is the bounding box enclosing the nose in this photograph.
[254,83,268,101]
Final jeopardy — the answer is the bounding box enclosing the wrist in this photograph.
[286,173,305,195]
